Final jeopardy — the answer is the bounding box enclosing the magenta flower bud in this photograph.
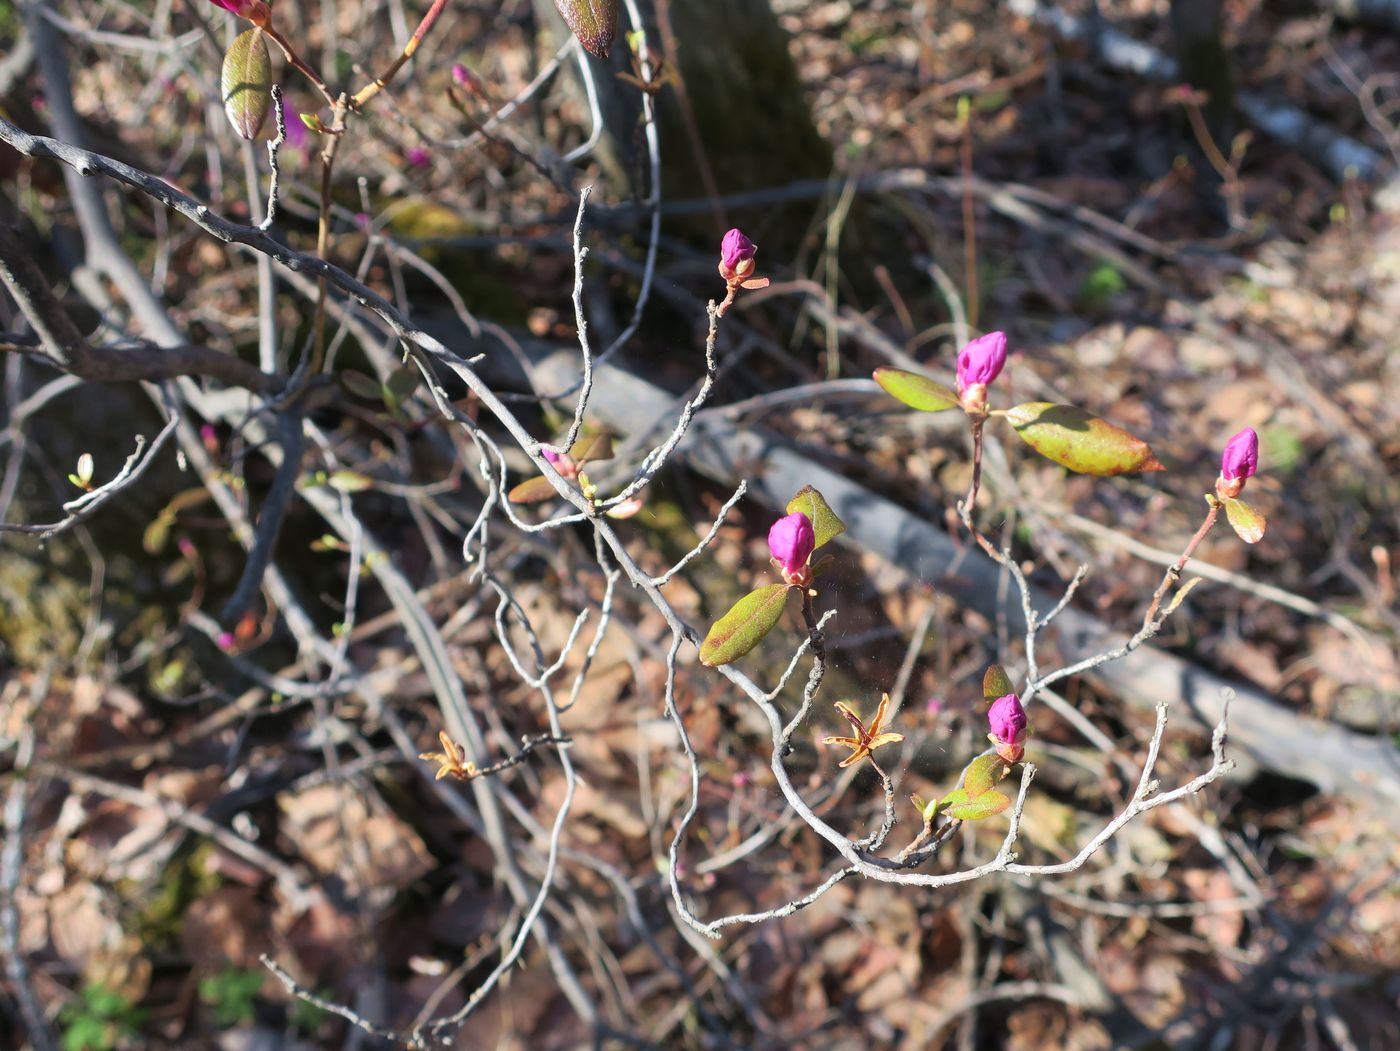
[719,228,758,284]
[216,631,237,652]
[281,97,307,150]
[987,693,1028,762]
[451,63,483,94]
[1220,427,1258,482]
[542,448,563,465]
[955,331,1008,396]
[721,229,756,271]
[768,511,815,582]
[406,146,431,169]
[209,0,269,22]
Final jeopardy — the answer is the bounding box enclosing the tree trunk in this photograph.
[535,0,830,233]
[1170,0,1235,146]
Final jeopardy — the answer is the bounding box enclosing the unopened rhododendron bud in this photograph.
[1216,427,1258,499]
[768,511,815,586]
[987,692,1028,763]
[719,228,757,282]
[280,96,307,149]
[722,229,756,277]
[716,228,770,316]
[956,331,1008,415]
[452,63,483,94]
[210,0,270,24]
[542,447,579,479]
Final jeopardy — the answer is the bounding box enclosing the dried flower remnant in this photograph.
[768,511,815,587]
[987,692,1028,764]
[823,693,905,769]
[955,331,1008,416]
[419,731,480,781]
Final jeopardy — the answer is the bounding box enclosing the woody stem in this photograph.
[1140,501,1220,629]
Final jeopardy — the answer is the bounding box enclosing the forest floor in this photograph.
[2,1,1398,1050]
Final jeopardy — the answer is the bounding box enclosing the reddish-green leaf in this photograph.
[786,485,846,549]
[570,432,614,464]
[1003,402,1164,476]
[983,664,1015,702]
[964,754,1009,797]
[699,584,790,667]
[508,475,561,504]
[221,28,272,140]
[553,0,617,57]
[1224,496,1266,544]
[940,788,1012,821]
[873,367,959,412]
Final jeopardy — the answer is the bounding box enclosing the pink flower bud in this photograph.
[406,146,431,169]
[1220,427,1258,482]
[541,447,579,479]
[178,538,197,558]
[452,63,483,94]
[768,511,815,581]
[719,228,758,283]
[216,631,237,652]
[209,0,269,23]
[987,692,1027,762]
[721,229,756,271]
[281,96,307,150]
[955,331,1008,395]
[1215,427,1259,499]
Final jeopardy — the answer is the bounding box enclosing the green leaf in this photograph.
[872,367,959,412]
[699,583,790,667]
[963,753,1009,797]
[982,664,1015,701]
[327,470,373,493]
[221,28,272,140]
[384,365,420,404]
[940,787,1012,821]
[570,432,614,464]
[786,485,846,549]
[507,475,560,504]
[1003,402,1165,476]
[553,0,618,57]
[1224,496,1266,544]
[143,514,173,555]
[340,370,383,400]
